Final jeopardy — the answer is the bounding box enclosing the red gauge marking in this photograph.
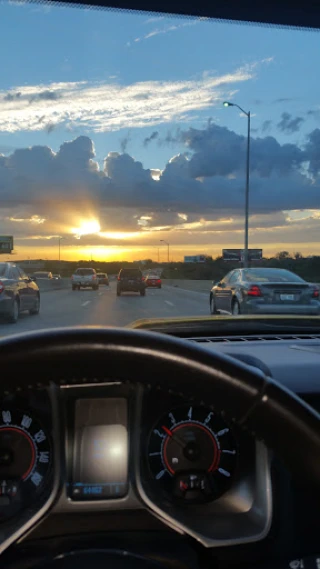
[162,425,173,437]
[0,427,36,480]
[163,422,220,474]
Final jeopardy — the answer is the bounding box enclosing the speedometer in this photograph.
[0,408,52,520]
[147,405,237,503]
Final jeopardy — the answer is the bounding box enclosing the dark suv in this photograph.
[117,268,146,296]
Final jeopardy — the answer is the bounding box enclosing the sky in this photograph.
[0,1,320,261]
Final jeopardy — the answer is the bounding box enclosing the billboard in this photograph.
[184,255,206,263]
[0,236,13,254]
[222,249,263,262]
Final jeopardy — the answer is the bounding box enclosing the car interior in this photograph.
[0,1,320,569]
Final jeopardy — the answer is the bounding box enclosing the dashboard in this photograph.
[0,376,271,554]
[0,333,319,567]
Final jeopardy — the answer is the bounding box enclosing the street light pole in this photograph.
[160,240,169,263]
[223,101,251,268]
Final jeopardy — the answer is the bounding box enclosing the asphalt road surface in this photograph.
[0,282,210,338]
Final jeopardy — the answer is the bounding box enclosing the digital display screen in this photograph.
[71,398,128,500]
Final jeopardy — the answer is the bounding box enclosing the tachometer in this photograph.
[147,405,237,503]
[0,408,51,520]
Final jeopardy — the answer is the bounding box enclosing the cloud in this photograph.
[134,18,201,43]
[143,16,165,24]
[3,89,62,105]
[1,119,320,248]
[4,92,21,102]
[120,131,131,153]
[9,214,45,224]
[277,112,304,134]
[261,120,272,133]
[0,66,255,134]
[143,131,159,146]
[28,90,62,104]
[273,98,296,104]
[304,128,320,176]
[177,123,305,178]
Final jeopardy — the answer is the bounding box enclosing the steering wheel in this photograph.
[1,327,319,568]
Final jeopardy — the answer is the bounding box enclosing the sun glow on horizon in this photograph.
[71,219,101,238]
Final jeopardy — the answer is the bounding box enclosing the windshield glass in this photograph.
[0,264,7,277]
[0,1,319,336]
[33,272,51,278]
[242,269,305,283]
[75,269,95,276]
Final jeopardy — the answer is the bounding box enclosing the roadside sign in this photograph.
[184,255,206,263]
[222,249,262,262]
[0,236,13,254]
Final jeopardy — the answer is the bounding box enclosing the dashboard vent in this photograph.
[187,334,320,343]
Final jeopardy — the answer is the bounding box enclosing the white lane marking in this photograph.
[165,300,174,306]
[82,301,91,307]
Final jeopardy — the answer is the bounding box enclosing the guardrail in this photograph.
[162,279,212,293]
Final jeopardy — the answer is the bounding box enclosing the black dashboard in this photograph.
[0,333,320,569]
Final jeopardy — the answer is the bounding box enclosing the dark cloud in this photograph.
[305,128,320,176]
[4,92,21,102]
[120,132,131,153]
[306,109,320,119]
[29,90,61,104]
[261,120,272,133]
[3,90,61,105]
[45,122,56,134]
[277,112,304,134]
[0,124,320,220]
[273,98,295,104]
[178,123,304,178]
[143,131,159,147]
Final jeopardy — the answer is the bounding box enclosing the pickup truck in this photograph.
[71,268,99,290]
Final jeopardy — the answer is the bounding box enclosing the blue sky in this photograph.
[1,2,319,167]
[0,1,320,260]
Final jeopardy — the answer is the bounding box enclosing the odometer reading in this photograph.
[0,408,51,520]
[147,405,237,503]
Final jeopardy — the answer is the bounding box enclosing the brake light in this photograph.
[0,281,4,294]
[92,274,96,279]
[247,285,262,297]
[312,287,319,298]
[117,276,121,281]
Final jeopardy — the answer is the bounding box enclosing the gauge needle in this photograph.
[161,425,186,449]
[162,425,173,437]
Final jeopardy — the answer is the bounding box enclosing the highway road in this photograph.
[0,281,210,338]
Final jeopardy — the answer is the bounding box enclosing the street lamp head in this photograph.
[223,101,233,107]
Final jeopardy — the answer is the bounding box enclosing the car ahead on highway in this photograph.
[145,273,162,289]
[52,274,61,280]
[0,262,40,323]
[96,272,109,286]
[71,268,99,290]
[117,268,146,296]
[210,267,320,316]
[33,271,53,280]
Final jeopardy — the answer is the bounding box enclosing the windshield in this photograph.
[242,269,305,283]
[75,269,95,276]
[0,1,319,336]
[0,264,7,277]
[33,272,51,278]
